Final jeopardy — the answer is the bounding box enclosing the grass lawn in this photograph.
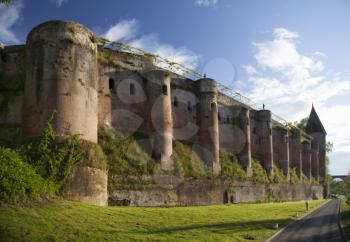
[0,199,326,242]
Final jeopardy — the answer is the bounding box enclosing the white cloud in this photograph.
[104,19,138,42]
[103,19,199,73]
[195,0,218,7]
[129,34,199,71]
[52,0,67,7]
[0,0,23,44]
[239,27,350,174]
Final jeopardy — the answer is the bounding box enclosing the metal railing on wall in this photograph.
[99,37,304,132]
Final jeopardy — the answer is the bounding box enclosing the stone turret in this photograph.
[238,107,252,176]
[305,105,327,182]
[24,20,99,142]
[196,78,220,175]
[144,70,173,171]
[257,109,273,177]
[289,128,302,179]
[24,20,106,205]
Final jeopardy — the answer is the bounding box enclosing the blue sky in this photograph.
[1,0,350,175]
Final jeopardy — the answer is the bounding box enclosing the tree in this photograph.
[293,117,308,131]
[0,0,12,4]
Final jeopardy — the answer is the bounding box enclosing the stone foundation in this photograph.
[108,175,323,206]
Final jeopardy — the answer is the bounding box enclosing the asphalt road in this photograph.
[269,199,346,242]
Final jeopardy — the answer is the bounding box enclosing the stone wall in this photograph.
[108,175,323,206]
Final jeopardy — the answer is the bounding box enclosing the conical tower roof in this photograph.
[305,105,327,135]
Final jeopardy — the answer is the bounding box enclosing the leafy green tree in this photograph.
[0,0,12,5]
[293,117,308,131]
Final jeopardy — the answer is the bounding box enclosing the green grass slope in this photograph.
[0,199,326,242]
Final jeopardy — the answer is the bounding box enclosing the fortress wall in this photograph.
[108,175,323,206]
[311,132,326,182]
[273,126,290,177]
[249,110,259,159]
[170,79,199,143]
[0,45,25,145]
[302,141,312,181]
[218,105,237,152]
[0,20,327,206]
[109,71,148,134]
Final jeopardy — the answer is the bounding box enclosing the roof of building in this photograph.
[305,105,327,135]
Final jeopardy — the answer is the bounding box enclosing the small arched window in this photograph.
[173,96,178,107]
[109,78,115,92]
[162,85,168,96]
[130,83,135,95]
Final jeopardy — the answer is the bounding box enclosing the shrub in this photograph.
[220,149,247,181]
[98,128,158,175]
[251,159,269,184]
[19,112,84,189]
[173,141,209,178]
[272,162,288,184]
[0,147,54,201]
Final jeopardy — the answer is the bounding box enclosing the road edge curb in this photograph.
[265,199,332,242]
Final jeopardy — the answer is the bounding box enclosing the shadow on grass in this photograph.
[148,218,292,235]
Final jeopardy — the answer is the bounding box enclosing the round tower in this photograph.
[257,109,273,177]
[24,21,107,205]
[24,20,98,142]
[144,70,173,171]
[196,78,220,175]
[238,107,252,176]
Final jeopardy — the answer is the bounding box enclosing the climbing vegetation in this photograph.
[272,162,288,184]
[220,149,247,181]
[173,140,210,178]
[0,112,104,202]
[98,128,159,176]
[251,159,270,184]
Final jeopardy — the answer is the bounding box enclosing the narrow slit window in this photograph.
[109,78,115,92]
[173,96,178,107]
[130,83,135,95]
[162,85,168,95]
[218,112,221,121]
[226,116,230,124]
[187,101,192,111]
